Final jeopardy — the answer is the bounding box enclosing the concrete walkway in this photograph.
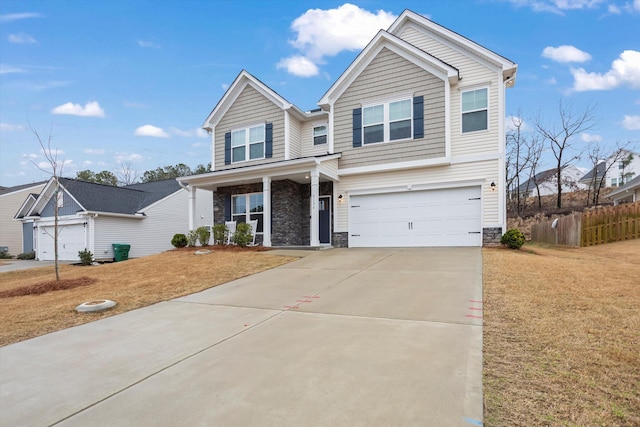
[0,248,483,427]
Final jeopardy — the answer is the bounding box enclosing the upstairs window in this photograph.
[461,88,488,133]
[231,124,265,163]
[313,125,327,145]
[362,99,412,145]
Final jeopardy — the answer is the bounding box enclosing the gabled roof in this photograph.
[319,29,460,107]
[516,167,558,193]
[579,162,607,182]
[607,174,640,199]
[14,193,39,219]
[202,70,308,130]
[27,177,182,217]
[387,9,517,83]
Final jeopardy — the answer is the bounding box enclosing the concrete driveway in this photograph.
[0,248,483,427]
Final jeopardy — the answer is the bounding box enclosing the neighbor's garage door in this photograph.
[349,186,481,247]
[39,224,87,261]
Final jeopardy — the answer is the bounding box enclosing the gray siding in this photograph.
[334,48,446,169]
[214,85,285,170]
[41,190,82,217]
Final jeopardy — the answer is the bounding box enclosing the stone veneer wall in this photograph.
[332,232,349,248]
[482,227,503,246]
[213,180,334,247]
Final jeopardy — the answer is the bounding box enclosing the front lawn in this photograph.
[0,247,297,346]
[483,239,640,426]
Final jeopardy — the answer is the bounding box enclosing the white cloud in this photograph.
[581,133,602,142]
[0,13,43,23]
[278,4,396,77]
[134,124,169,138]
[506,116,530,132]
[542,45,591,63]
[115,152,143,162]
[0,123,25,131]
[571,50,640,91]
[276,55,320,77]
[40,148,64,157]
[0,64,26,74]
[82,160,93,167]
[507,0,606,14]
[622,115,640,130]
[8,33,37,44]
[608,4,621,13]
[138,40,161,49]
[168,127,208,138]
[52,101,105,117]
[83,148,106,155]
[221,83,229,91]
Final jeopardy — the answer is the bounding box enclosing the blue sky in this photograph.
[0,0,638,187]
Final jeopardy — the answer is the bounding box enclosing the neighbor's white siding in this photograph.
[335,159,500,232]
[93,188,212,260]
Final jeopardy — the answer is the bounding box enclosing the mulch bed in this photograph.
[0,277,96,298]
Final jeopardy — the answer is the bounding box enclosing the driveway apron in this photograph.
[0,248,483,427]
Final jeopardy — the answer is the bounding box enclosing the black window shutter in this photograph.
[413,96,424,139]
[265,123,273,158]
[224,194,231,221]
[352,108,362,147]
[224,132,231,165]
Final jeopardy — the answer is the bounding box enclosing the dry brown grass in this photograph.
[0,247,297,346]
[483,239,640,426]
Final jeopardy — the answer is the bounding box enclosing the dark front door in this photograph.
[319,196,331,244]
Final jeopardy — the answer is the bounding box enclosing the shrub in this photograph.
[17,251,35,260]
[501,228,525,249]
[212,224,228,245]
[187,230,198,247]
[0,250,12,259]
[78,249,94,265]
[233,222,253,248]
[196,226,211,246]
[171,233,188,248]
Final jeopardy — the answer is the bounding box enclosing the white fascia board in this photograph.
[0,182,45,198]
[338,157,451,177]
[318,31,459,107]
[26,178,87,217]
[80,211,145,219]
[177,154,342,187]
[14,194,37,219]
[203,70,307,129]
[388,10,517,75]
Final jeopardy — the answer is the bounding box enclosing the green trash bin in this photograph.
[112,244,131,262]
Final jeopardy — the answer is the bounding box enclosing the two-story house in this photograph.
[178,10,517,248]
[579,150,640,190]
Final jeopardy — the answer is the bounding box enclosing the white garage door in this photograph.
[349,186,481,247]
[39,224,87,261]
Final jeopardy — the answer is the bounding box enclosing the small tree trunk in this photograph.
[54,179,60,281]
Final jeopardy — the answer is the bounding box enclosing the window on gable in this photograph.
[231,193,263,233]
[231,124,265,163]
[313,125,327,145]
[461,88,488,133]
[363,99,411,145]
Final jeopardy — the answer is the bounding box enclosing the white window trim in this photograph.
[361,97,413,145]
[460,86,489,135]
[231,192,264,233]
[313,123,328,145]
[231,123,266,164]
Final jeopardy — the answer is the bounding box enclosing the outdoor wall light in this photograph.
[490,182,496,191]
[338,194,343,202]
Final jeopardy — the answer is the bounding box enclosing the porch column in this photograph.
[262,176,272,247]
[310,170,320,246]
[188,185,196,230]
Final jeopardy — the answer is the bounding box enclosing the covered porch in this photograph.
[177,155,341,248]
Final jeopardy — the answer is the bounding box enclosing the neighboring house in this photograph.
[14,177,212,261]
[513,165,586,198]
[607,175,640,205]
[579,150,640,190]
[178,10,518,248]
[0,181,47,255]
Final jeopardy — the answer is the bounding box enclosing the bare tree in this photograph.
[619,152,635,184]
[527,136,545,210]
[115,161,139,186]
[534,101,596,208]
[30,125,63,281]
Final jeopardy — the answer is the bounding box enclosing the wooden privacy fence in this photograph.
[529,202,640,247]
